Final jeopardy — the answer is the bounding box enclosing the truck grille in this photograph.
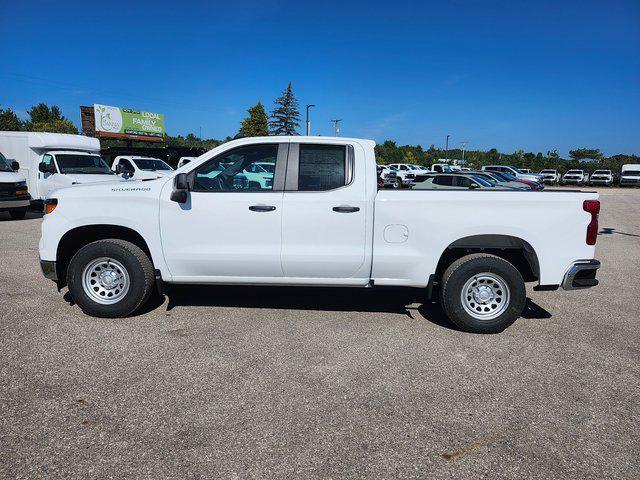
[0,182,22,198]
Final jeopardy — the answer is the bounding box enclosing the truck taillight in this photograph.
[583,200,600,245]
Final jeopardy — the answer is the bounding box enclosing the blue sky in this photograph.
[1,0,638,156]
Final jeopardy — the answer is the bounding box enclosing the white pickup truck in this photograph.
[39,136,601,333]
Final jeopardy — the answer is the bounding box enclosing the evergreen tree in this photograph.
[239,102,269,137]
[0,107,24,131]
[24,103,77,133]
[269,83,300,135]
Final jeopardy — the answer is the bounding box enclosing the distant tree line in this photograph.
[374,141,639,175]
[2,96,637,174]
[0,103,78,134]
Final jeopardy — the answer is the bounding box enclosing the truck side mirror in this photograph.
[115,164,123,174]
[170,173,190,203]
[38,162,53,174]
[11,161,19,171]
[469,183,480,189]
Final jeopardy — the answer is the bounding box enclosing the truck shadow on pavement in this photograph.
[599,227,640,238]
[160,285,552,332]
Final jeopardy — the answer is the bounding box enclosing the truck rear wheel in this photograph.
[439,253,526,333]
[66,239,155,318]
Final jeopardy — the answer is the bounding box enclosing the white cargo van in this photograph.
[0,132,122,202]
[0,150,31,219]
[619,164,640,186]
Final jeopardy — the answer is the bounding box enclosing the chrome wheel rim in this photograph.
[461,272,510,320]
[82,257,130,305]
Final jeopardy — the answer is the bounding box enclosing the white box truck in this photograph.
[619,164,640,186]
[0,132,123,203]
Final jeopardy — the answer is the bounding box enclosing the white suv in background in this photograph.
[562,169,589,186]
[539,169,561,185]
[589,170,614,186]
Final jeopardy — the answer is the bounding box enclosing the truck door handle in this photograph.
[332,206,360,213]
[249,205,276,212]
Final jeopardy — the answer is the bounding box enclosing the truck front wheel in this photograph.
[439,254,526,333]
[66,239,155,318]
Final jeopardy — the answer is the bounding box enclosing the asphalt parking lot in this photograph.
[1,187,638,479]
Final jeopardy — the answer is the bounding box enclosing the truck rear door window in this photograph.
[298,145,346,191]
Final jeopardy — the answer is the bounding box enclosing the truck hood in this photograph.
[64,173,125,185]
[0,171,26,183]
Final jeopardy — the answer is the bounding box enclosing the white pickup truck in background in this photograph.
[589,169,614,186]
[539,169,561,185]
[39,136,601,333]
[111,156,174,180]
[562,169,589,185]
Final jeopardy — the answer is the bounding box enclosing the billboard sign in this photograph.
[93,104,165,140]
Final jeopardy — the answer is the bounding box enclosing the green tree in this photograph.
[269,83,300,135]
[569,148,602,161]
[239,102,269,137]
[25,103,78,133]
[31,119,78,134]
[0,107,24,131]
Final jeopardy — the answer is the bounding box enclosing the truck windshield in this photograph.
[0,152,13,172]
[133,158,173,171]
[566,170,582,174]
[623,170,640,176]
[593,170,609,175]
[541,170,555,173]
[56,154,114,175]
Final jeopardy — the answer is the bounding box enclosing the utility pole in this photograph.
[306,104,315,136]
[445,134,451,159]
[331,119,342,136]
[461,141,468,163]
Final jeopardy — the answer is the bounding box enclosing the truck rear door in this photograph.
[280,142,371,283]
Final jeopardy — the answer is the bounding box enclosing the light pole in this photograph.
[445,134,451,159]
[331,119,342,136]
[461,141,468,163]
[306,104,315,136]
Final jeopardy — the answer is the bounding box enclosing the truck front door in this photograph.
[159,143,287,281]
[37,153,60,199]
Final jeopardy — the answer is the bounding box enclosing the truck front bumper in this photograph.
[562,259,600,290]
[40,260,58,281]
[0,199,30,210]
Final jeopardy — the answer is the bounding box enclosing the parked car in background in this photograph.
[0,132,120,204]
[481,165,543,183]
[539,169,561,185]
[387,163,418,187]
[242,160,274,189]
[177,156,198,168]
[430,163,452,173]
[468,171,530,190]
[619,164,640,187]
[589,170,614,186]
[377,165,400,188]
[486,170,544,190]
[0,150,31,219]
[520,168,532,174]
[39,136,602,333]
[562,169,589,186]
[413,173,500,190]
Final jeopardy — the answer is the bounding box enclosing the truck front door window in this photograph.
[298,145,346,191]
[194,144,278,191]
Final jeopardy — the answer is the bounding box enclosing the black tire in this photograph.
[393,178,402,189]
[66,239,155,318]
[439,253,526,333]
[9,207,27,220]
